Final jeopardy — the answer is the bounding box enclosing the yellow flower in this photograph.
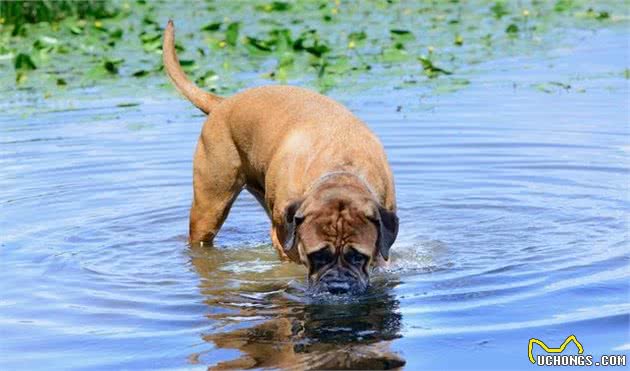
[523,9,530,17]
[428,46,435,53]
[94,20,102,28]
[348,41,356,49]
[219,41,227,48]
[332,7,338,15]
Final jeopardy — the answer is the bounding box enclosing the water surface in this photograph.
[1,28,628,370]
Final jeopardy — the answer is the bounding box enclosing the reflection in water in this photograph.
[188,244,406,369]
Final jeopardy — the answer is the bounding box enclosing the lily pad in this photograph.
[225,22,240,46]
[14,53,37,70]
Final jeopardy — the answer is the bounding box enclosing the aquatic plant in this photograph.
[0,0,623,95]
[0,0,117,25]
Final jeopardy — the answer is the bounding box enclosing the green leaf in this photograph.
[270,28,292,51]
[382,47,409,62]
[14,53,37,70]
[69,25,83,35]
[117,102,141,107]
[325,55,350,74]
[454,34,463,46]
[245,37,274,52]
[225,22,240,46]
[195,70,219,89]
[548,81,571,90]
[142,15,159,27]
[109,28,124,40]
[533,83,553,93]
[505,24,519,34]
[33,35,59,52]
[257,2,292,12]
[143,40,162,52]
[293,30,330,57]
[201,22,221,31]
[11,24,24,37]
[305,43,330,57]
[596,11,610,20]
[179,60,195,67]
[103,58,123,74]
[348,31,367,42]
[140,32,162,52]
[132,70,149,77]
[390,29,411,35]
[554,0,575,12]
[43,36,59,44]
[390,29,415,44]
[16,71,27,84]
[278,52,294,68]
[104,62,118,74]
[490,2,509,18]
[140,32,161,43]
[418,56,452,78]
[179,59,197,72]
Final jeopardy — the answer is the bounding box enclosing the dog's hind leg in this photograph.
[189,121,244,245]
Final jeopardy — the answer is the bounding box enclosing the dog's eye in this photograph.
[308,248,334,270]
[344,247,367,266]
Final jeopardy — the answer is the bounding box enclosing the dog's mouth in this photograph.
[310,270,368,295]
[311,281,368,296]
[324,280,353,294]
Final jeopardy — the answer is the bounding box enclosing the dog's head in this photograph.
[282,182,398,295]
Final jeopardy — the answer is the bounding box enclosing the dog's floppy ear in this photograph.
[283,199,304,252]
[372,206,399,261]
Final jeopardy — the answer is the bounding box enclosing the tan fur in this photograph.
[163,20,222,113]
[295,174,383,282]
[163,21,396,265]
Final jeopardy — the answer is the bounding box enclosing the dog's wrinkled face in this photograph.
[299,199,378,294]
[283,185,399,295]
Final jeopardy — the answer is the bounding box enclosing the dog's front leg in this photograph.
[270,225,292,261]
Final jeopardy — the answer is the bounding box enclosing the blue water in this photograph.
[1,28,628,369]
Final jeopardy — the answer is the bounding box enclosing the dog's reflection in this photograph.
[188,244,406,370]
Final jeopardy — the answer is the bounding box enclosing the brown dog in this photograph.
[163,21,398,294]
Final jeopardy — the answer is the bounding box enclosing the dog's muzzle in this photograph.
[314,268,367,295]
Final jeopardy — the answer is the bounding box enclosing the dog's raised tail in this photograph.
[163,20,222,114]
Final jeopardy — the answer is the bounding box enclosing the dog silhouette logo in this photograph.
[528,335,584,364]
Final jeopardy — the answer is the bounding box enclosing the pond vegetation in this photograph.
[0,0,626,97]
